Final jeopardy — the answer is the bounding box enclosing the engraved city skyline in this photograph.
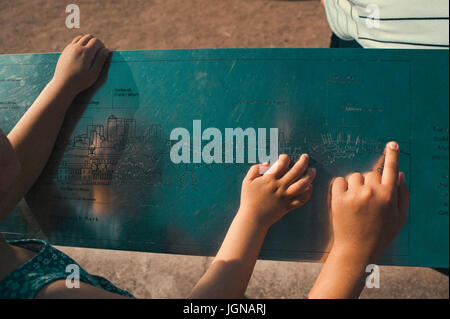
[40,113,408,188]
[46,114,170,185]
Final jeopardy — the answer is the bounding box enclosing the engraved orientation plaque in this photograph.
[0,49,448,267]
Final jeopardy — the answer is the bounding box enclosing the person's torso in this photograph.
[323,0,449,49]
[0,239,134,298]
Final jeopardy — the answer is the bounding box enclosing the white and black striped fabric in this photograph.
[323,0,449,49]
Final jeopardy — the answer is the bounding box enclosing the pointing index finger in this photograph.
[381,141,400,189]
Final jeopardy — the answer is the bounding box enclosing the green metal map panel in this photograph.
[0,49,448,267]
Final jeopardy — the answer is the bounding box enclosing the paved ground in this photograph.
[1,0,448,298]
[57,246,448,299]
[0,0,331,53]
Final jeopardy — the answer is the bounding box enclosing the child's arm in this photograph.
[1,35,110,215]
[189,154,316,298]
[308,142,409,299]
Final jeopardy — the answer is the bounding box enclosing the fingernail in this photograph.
[311,167,316,174]
[388,141,399,151]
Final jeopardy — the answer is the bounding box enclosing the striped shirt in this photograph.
[323,0,449,49]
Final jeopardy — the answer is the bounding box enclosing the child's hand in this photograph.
[51,34,110,98]
[239,154,316,230]
[329,141,409,262]
[191,155,315,299]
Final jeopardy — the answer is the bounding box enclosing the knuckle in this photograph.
[287,186,301,197]
[385,161,397,170]
[279,181,290,191]
[274,181,284,193]
[331,177,344,192]
[74,45,84,54]
[385,193,395,204]
[334,177,345,184]
[274,188,285,199]
[73,42,83,51]
[266,177,278,189]
[264,173,276,183]
[346,172,360,181]
[304,186,313,197]
[247,165,257,175]
[379,190,393,204]
[302,180,312,192]
[334,194,346,205]
[334,193,349,207]
[359,186,374,200]
[251,164,259,169]
[353,172,363,178]
[367,172,378,178]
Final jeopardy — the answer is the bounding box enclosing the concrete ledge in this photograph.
[57,246,449,299]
